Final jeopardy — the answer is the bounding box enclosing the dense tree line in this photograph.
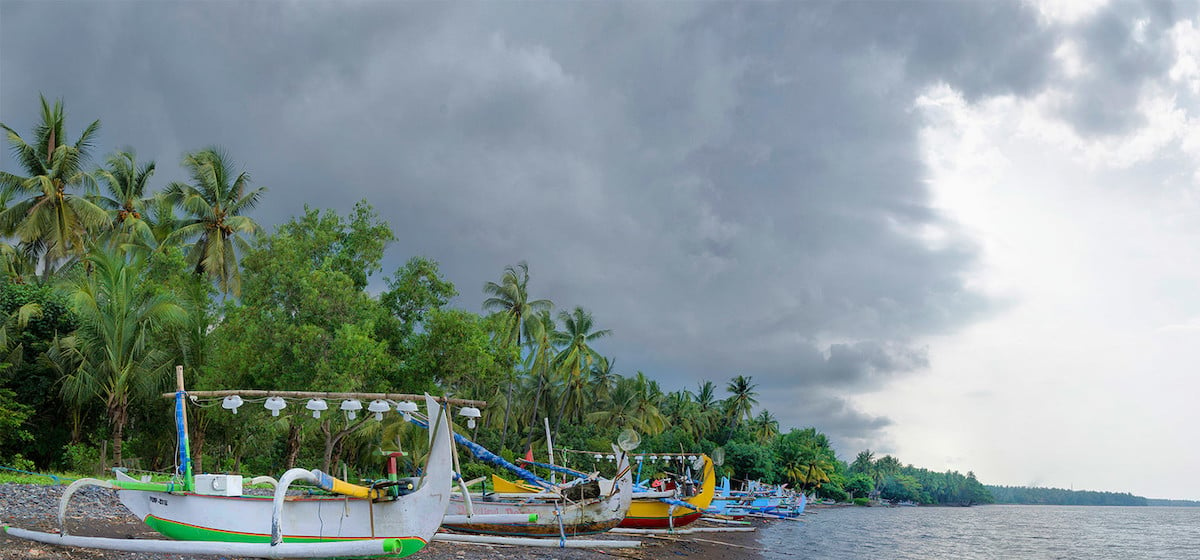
[987,486,1147,506]
[0,97,992,505]
[844,450,993,505]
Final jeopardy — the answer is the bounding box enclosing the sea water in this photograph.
[759,505,1200,559]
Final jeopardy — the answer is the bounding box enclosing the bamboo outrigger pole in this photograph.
[161,389,486,408]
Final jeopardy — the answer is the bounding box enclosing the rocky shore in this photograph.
[0,483,767,560]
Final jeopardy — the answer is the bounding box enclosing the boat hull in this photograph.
[443,495,623,537]
[442,451,633,538]
[115,396,454,558]
[616,455,715,529]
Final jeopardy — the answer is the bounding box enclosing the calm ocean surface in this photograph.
[759,505,1200,559]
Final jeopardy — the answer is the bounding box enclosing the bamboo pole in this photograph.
[161,389,486,408]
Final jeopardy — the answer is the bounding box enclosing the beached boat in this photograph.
[441,450,633,537]
[2,368,482,558]
[618,454,715,529]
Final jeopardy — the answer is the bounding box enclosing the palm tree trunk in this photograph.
[284,422,302,470]
[112,406,127,467]
[500,372,514,450]
[523,372,546,451]
[193,425,207,475]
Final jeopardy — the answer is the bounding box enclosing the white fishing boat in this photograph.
[2,367,484,558]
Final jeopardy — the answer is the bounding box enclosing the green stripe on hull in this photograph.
[143,515,426,557]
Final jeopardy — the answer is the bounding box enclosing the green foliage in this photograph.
[163,147,266,296]
[724,440,778,483]
[818,483,849,502]
[845,473,874,498]
[56,442,100,474]
[0,95,107,269]
[382,256,457,339]
[405,309,497,391]
[985,484,1135,505]
[210,202,398,392]
[0,280,79,464]
[56,248,186,465]
[0,100,1006,490]
[853,497,870,506]
[0,387,33,459]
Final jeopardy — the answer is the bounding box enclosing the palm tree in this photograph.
[751,410,779,444]
[724,375,759,427]
[875,454,902,486]
[522,309,558,451]
[163,148,265,296]
[552,306,611,429]
[0,242,40,284]
[482,261,552,448]
[629,372,666,436]
[92,150,157,249]
[56,248,185,465]
[589,373,666,435]
[787,455,833,492]
[688,380,720,438]
[0,96,108,276]
[850,449,875,475]
[589,355,618,404]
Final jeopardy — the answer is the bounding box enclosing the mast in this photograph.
[175,365,194,491]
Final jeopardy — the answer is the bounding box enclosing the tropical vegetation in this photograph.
[0,96,994,504]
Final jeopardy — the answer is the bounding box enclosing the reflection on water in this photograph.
[760,505,1200,559]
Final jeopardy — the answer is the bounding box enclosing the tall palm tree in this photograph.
[522,309,558,451]
[92,150,157,249]
[724,374,759,427]
[163,148,265,296]
[552,306,611,429]
[586,374,665,435]
[629,371,666,436]
[751,409,779,443]
[482,261,552,448]
[688,380,720,438]
[875,454,902,486]
[589,355,618,404]
[850,449,875,475]
[56,249,185,465]
[0,96,108,276]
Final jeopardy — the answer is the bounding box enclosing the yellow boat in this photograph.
[618,454,714,529]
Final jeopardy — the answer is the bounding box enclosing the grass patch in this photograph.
[0,470,87,486]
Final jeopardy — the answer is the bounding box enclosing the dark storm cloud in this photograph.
[4,1,1189,451]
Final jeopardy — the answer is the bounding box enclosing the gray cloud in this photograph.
[5,1,1190,454]
[1057,2,1186,135]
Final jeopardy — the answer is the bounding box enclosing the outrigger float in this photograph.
[1,366,529,558]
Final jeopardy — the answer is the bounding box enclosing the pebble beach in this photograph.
[0,483,767,560]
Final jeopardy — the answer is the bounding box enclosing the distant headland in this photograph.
[987,485,1200,506]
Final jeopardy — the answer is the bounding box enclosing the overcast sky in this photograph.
[3,1,1199,499]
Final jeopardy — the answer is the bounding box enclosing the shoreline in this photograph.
[0,483,770,560]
